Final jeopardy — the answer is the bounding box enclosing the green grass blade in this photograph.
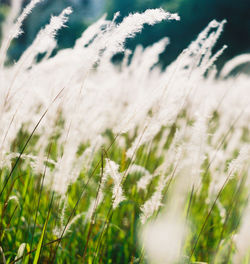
[33,217,48,264]
[33,193,54,264]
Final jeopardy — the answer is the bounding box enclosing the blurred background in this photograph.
[0,0,249,69]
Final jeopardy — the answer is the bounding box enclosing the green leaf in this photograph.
[24,243,30,264]
[33,217,49,264]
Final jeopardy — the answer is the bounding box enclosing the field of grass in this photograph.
[0,1,250,263]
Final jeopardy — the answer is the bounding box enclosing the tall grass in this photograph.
[0,1,250,263]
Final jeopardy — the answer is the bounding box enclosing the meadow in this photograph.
[0,1,250,263]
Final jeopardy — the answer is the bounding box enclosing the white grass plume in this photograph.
[104,159,125,209]
[103,9,179,56]
[0,0,44,68]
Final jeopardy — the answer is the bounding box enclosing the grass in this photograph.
[0,122,249,263]
[0,3,250,264]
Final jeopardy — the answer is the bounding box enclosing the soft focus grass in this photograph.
[0,3,249,264]
[0,121,249,264]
